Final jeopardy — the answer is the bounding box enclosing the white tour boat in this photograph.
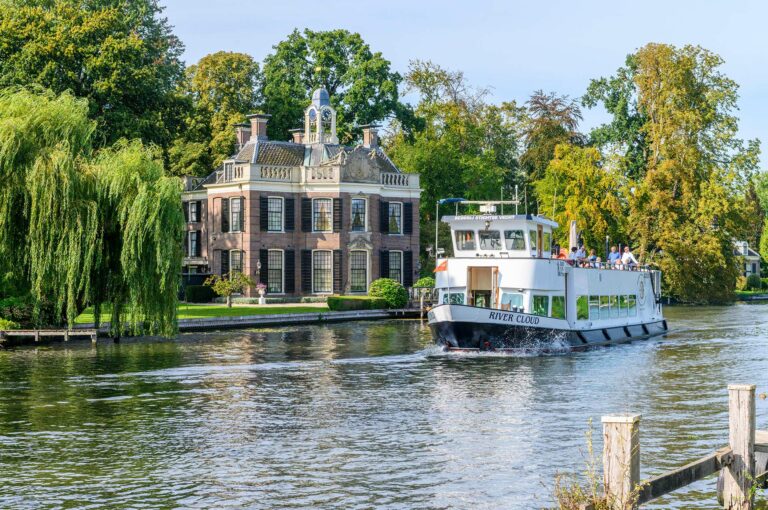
[427,199,668,351]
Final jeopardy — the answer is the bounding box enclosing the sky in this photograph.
[162,0,768,165]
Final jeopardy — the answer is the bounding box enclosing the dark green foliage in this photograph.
[746,274,762,291]
[326,296,388,311]
[368,278,408,309]
[184,285,216,303]
[414,276,435,288]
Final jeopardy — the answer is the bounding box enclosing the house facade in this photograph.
[181,88,421,297]
[734,240,761,277]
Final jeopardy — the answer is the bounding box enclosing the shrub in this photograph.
[414,276,435,288]
[327,296,388,311]
[762,278,768,290]
[746,274,762,291]
[736,276,748,291]
[369,278,408,309]
[185,285,216,303]
[0,318,20,330]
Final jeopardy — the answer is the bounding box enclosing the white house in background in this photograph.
[734,241,761,277]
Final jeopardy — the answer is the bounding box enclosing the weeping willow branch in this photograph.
[0,87,183,336]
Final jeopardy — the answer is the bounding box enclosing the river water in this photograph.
[1,303,767,509]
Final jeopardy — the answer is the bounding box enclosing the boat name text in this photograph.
[488,311,540,325]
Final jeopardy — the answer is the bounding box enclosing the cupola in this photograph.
[304,88,338,144]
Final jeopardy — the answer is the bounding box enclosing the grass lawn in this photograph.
[75,303,329,324]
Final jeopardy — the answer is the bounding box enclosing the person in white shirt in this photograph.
[621,246,638,270]
[575,245,586,260]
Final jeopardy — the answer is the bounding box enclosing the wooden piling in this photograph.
[602,413,641,510]
[722,384,755,510]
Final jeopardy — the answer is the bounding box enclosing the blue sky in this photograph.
[163,0,768,165]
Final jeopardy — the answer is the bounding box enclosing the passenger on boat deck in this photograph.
[575,245,586,260]
[587,249,597,267]
[567,247,578,265]
[621,246,638,270]
[608,246,621,268]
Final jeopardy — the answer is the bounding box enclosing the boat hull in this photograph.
[428,304,668,351]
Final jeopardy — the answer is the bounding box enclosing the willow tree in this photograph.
[0,88,183,335]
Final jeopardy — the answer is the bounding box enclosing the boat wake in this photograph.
[425,331,573,358]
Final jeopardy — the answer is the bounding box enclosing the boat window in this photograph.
[442,292,465,305]
[529,230,538,251]
[455,231,475,251]
[588,296,600,320]
[577,296,589,320]
[504,230,526,250]
[532,295,549,317]
[543,231,552,254]
[609,296,619,318]
[618,295,628,317]
[551,295,565,319]
[501,292,524,311]
[479,230,502,250]
[599,295,610,320]
[627,295,637,316]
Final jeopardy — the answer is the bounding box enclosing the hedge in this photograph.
[184,285,216,303]
[327,296,388,311]
[369,278,409,308]
[746,274,762,291]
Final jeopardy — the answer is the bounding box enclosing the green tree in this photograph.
[0,88,183,335]
[534,144,626,251]
[624,44,758,303]
[170,51,261,175]
[204,272,256,308]
[0,0,186,150]
[261,29,404,142]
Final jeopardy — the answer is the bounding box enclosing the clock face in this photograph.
[321,108,332,122]
[308,109,317,121]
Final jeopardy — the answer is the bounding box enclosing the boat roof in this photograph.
[442,214,559,229]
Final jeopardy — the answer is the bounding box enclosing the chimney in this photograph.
[289,128,304,144]
[247,113,271,141]
[234,123,251,149]
[361,124,379,148]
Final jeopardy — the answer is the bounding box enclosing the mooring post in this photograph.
[722,384,755,510]
[602,414,641,510]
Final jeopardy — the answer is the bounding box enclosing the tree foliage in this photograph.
[0,88,183,334]
[261,29,404,142]
[0,0,186,150]
[204,272,256,307]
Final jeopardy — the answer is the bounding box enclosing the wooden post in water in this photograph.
[722,384,755,510]
[602,414,641,510]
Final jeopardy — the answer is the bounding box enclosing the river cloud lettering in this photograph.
[488,311,540,325]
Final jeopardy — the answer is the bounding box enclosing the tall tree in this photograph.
[261,29,404,142]
[170,51,261,176]
[0,0,186,150]
[614,44,759,303]
[0,88,183,335]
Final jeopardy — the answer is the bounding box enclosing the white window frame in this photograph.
[389,250,403,284]
[349,250,369,293]
[388,201,403,235]
[350,197,367,232]
[267,196,284,233]
[267,249,284,295]
[229,249,244,274]
[312,198,333,233]
[187,231,198,258]
[312,249,333,294]
[230,197,244,233]
[188,201,199,223]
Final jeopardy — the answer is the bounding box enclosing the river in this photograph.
[1,303,767,509]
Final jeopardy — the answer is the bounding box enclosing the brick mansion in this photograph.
[181,88,421,297]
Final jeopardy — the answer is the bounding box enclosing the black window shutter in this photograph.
[380,250,390,279]
[285,250,296,293]
[333,198,342,232]
[221,250,230,275]
[403,203,413,235]
[196,201,202,222]
[221,199,230,233]
[301,250,312,292]
[259,249,269,283]
[184,231,189,257]
[403,250,414,287]
[260,196,268,232]
[333,250,342,293]
[195,231,202,257]
[183,202,189,223]
[285,198,295,232]
[301,198,312,232]
[239,198,244,231]
[379,201,389,233]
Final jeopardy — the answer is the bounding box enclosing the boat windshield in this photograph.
[455,230,475,250]
[479,231,502,250]
[504,230,525,250]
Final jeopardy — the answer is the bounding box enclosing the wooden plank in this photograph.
[723,384,755,510]
[637,447,733,504]
[602,414,641,510]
